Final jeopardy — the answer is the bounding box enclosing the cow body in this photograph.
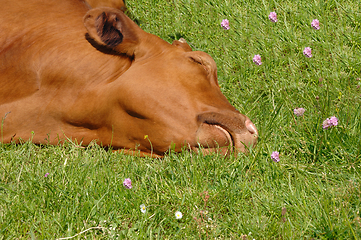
[0,0,257,157]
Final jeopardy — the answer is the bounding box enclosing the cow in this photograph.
[0,0,258,157]
[85,0,126,12]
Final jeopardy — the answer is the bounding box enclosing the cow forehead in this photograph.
[134,49,218,76]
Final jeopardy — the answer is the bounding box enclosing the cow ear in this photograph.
[172,38,192,52]
[83,7,138,55]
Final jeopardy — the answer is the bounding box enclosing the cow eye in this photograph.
[189,56,202,65]
[189,56,209,74]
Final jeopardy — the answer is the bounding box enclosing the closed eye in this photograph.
[189,56,202,65]
[188,56,209,74]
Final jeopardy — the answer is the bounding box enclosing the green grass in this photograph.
[1,0,361,238]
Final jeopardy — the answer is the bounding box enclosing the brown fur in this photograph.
[0,0,257,157]
[86,0,126,11]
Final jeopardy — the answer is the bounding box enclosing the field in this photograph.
[1,0,361,238]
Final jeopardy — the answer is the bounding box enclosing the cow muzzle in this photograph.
[193,112,258,155]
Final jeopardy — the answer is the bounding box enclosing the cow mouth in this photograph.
[192,123,234,155]
[192,112,258,155]
[213,125,233,147]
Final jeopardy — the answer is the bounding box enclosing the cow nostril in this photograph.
[245,119,258,135]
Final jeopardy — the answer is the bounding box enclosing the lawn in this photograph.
[1,0,361,238]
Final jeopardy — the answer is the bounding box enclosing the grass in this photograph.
[1,0,361,238]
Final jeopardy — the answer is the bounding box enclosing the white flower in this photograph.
[140,204,146,213]
[175,211,183,219]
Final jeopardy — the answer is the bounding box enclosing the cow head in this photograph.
[81,7,258,157]
[85,0,127,12]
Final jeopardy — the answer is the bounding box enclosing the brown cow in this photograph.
[0,0,258,157]
[85,0,126,12]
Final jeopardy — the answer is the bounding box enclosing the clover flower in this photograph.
[253,54,262,65]
[311,19,320,30]
[44,173,49,177]
[221,19,230,30]
[123,178,132,189]
[294,108,305,116]
[271,151,280,162]
[269,12,278,22]
[175,211,183,219]
[140,204,146,213]
[322,116,338,129]
[303,47,312,58]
